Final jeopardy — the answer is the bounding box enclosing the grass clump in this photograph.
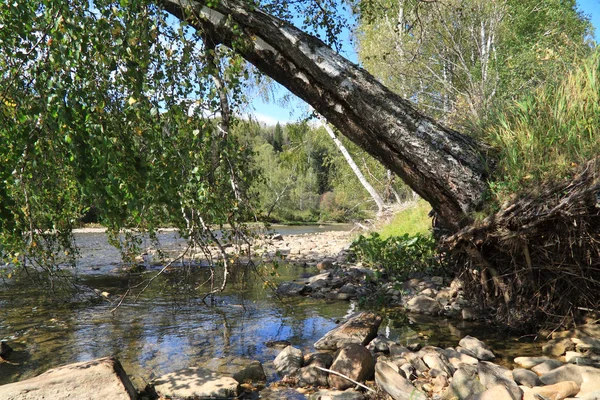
[378,199,432,238]
[485,50,600,202]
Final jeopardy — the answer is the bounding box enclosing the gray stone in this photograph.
[543,338,574,357]
[329,344,374,390]
[512,368,543,387]
[274,345,304,376]
[477,361,522,400]
[309,389,366,400]
[389,344,411,357]
[406,295,441,314]
[473,385,517,400]
[565,351,588,363]
[305,272,331,285]
[276,281,308,296]
[314,312,382,351]
[539,364,588,385]
[305,352,334,369]
[444,364,485,400]
[399,363,416,380]
[458,336,495,361]
[201,357,266,383]
[514,356,552,369]
[375,360,427,400]
[422,352,454,377]
[296,365,330,387]
[317,260,334,271]
[153,367,239,399]
[442,348,478,369]
[530,381,580,400]
[573,336,600,353]
[531,359,567,376]
[0,357,137,400]
[580,366,600,395]
[367,335,394,353]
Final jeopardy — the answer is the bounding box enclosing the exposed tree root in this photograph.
[445,158,600,330]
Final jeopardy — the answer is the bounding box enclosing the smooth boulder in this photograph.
[152,367,240,399]
[0,357,137,400]
[329,344,374,390]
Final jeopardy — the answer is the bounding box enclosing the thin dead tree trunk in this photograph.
[319,117,386,213]
[160,0,490,231]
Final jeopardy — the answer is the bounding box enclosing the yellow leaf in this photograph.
[128,97,137,105]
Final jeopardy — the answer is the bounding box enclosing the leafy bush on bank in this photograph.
[350,232,443,280]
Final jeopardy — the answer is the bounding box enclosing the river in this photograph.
[0,227,541,389]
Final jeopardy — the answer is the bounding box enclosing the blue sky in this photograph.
[250,0,600,125]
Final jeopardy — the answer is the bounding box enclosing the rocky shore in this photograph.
[2,230,600,399]
[2,312,600,399]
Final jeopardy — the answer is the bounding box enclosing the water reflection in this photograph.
[0,261,351,387]
[0,229,542,389]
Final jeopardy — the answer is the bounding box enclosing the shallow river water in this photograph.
[0,227,542,389]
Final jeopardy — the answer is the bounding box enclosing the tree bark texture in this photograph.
[160,0,489,230]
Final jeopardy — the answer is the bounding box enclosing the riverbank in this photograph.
[2,312,600,399]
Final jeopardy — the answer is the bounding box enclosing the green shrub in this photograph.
[349,232,442,280]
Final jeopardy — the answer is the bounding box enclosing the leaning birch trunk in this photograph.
[319,117,386,213]
[159,0,489,231]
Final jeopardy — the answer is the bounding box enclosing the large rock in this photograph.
[406,295,441,314]
[477,361,522,400]
[274,345,304,376]
[296,366,330,387]
[531,359,565,375]
[298,350,333,387]
[422,352,454,377]
[314,312,382,351]
[514,356,552,369]
[512,368,543,388]
[474,385,517,400]
[530,380,580,400]
[152,367,239,399]
[0,357,137,400]
[201,357,266,383]
[329,344,374,390]
[458,336,495,361]
[539,364,586,385]
[375,360,427,400]
[276,281,308,296]
[443,364,485,400]
[442,348,478,369]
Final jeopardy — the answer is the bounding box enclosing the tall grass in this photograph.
[378,199,432,238]
[486,50,600,201]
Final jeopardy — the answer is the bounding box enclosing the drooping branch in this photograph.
[159,0,490,230]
